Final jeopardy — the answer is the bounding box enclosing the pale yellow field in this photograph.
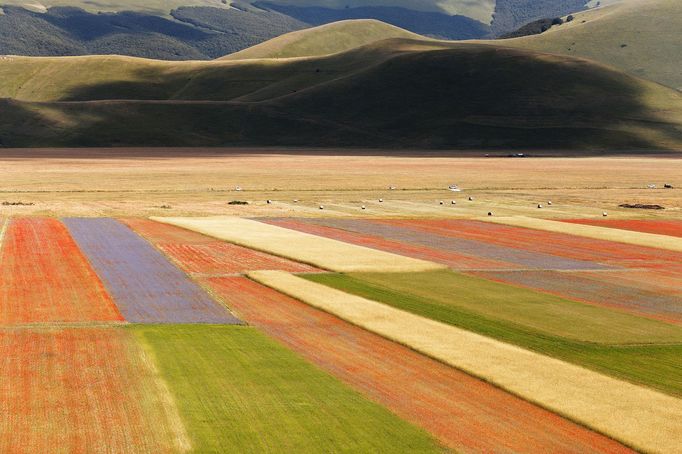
[481,216,682,252]
[0,149,680,219]
[249,270,682,454]
[152,216,444,272]
[0,218,7,248]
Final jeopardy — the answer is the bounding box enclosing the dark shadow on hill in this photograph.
[4,43,682,152]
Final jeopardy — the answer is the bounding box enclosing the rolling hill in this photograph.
[1,34,681,150]
[222,19,422,60]
[498,0,682,91]
[0,0,606,59]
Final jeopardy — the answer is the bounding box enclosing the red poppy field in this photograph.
[0,218,123,324]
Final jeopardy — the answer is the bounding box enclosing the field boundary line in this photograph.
[248,270,682,454]
[151,216,446,273]
[0,321,128,330]
[478,216,682,252]
[0,218,8,252]
[133,336,193,453]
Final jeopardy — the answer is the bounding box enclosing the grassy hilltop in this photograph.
[222,19,423,60]
[499,0,682,91]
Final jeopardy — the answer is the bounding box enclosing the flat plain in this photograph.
[0,150,681,453]
[0,149,681,219]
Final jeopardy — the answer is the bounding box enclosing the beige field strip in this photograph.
[0,218,8,250]
[479,216,682,252]
[151,216,444,272]
[249,270,682,454]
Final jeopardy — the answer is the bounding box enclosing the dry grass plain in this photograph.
[0,149,680,218]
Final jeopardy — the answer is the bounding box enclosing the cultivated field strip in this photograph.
[124,218,318,275]
[249,270,682,454]
[376,219,682,274]
[481,216,682,252]
[0,218,7,248]
[563,219,682,238]
[0,218,123,324]
[311,271,682,397]
[266,218,608,271]
[151,216,445,272]
[206,276,632,453]
[133,325,443,453]
[63,218,240,324]
[472,269,682,324]
[262,218,519,270]
[0,328,189,453]
[315,270,682,345]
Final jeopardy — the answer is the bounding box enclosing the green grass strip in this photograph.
[131,325,443,453]
[304,271,682,397]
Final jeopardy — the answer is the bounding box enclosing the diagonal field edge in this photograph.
[277,217,610,271]
[480,216,682,253]
[151,216,445,273]
[63,218,241,324]
[0,218,7,247]
[248,270,682,454]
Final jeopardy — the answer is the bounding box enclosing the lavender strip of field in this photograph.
[281,218,609,271]
[472,270,682,322]
[64,218,241,324]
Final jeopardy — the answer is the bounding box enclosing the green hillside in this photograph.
[498,0,682,90]
[1,36,680,150]
[222,19,423,59]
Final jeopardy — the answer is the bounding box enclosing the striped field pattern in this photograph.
[123,218,318,275]
[263,218,609,271]
[205,276,632,453]
[563,219,682,238]
[63,218,240,324]
[152,216,445,272]
[249,270,682,454]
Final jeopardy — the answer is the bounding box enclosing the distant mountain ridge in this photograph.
[0,1,599,59]
[253,2,490,39]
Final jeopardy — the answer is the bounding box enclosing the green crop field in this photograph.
[132,324,443,453]
[304,271,682,397]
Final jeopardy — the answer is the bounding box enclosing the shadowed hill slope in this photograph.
[221,19,423,60]
[1,38,681,150]
[498,0,682,91]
